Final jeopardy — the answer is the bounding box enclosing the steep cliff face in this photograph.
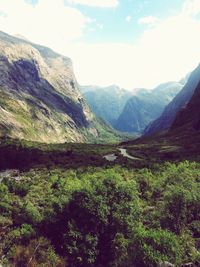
[144,65,200,136]
[0,31,118,143]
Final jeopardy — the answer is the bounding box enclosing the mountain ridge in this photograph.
[81,85,133,128]
[115,81,183,133]
[0,31,119,143]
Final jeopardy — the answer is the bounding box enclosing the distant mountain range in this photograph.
[0,31,120,143]
[82,82,184,134]
[80,85,132,127]
[115,82,183,133]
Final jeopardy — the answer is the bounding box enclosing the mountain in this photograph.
[80,85,101,94]
[81,85,132,127]
[171,80,200,131]
[115,81,183,133]
[144,64,200,136]
[0,31,119,143]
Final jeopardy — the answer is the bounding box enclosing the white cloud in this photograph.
[125,15,132,22]
[68,0,118,8]
[0,0,89,50]
[97,23,104,29]
[138,16,159,26]
[0,0,200,90]
[134,15,200,88]
[65,13,200,89]
[64,43,138,88]
[182,0,200,17]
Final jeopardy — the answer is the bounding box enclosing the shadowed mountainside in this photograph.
[121,79,200,163]
[144,64,200,136]
[171,80,200,131]
[0,31,120,143]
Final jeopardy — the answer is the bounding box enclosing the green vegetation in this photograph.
[0,137,119,170]
[83,117,129,144]
[0,159,199,266]
[0,89,125,144]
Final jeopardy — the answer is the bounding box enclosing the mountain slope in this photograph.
[171,80,200,131]
[144,64,200,136]
[121,77,200,162]
[0,31,119,143]
[81,85,132,127]
[115,82,183,133]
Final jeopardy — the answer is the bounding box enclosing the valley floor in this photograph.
[0,137,199,267]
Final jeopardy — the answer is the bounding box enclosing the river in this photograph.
[103,148,141,162]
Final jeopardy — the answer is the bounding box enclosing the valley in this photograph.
[82,82,184,134]
[0,133,200,267]
[0,30,199,267]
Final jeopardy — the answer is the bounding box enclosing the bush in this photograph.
[12,237,65,267]
[42,169,141,267]
[129,225,183,267]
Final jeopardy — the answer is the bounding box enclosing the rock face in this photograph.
[144,65,200,136]
[81,85,132,128]
[115,82,183,133]
[0,31,117,143]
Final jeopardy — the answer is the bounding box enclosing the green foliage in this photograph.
[40,169,140,267]
[0,161,199,266]
[130,225,183,266]
[159,162,200,234]
[0,137,119,170]
[12,237,65,267]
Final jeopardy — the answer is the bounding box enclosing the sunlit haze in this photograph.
[1,0,200,89]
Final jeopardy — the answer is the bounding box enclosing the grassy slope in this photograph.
[0,90,127,144]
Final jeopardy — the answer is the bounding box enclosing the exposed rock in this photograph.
[158,261,175,267]
[0,31,117,143]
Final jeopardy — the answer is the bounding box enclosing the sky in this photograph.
[1,0,200,89]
